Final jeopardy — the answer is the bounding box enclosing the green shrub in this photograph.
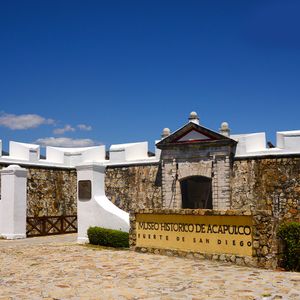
[277,222,300,271]
[87,226,129,248]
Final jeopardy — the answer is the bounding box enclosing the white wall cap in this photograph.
[109,142,146,151]
[3,164,24,170]
[231,132,266,141]
[81,145,106,162]
[233,130,300,157]
[104,157,159,167]
[0,164,28,176]
[46,145,101,153]
[277,130,300,135]
[109,141,148,163]
[45,145,106,165]
[10,141,40,150]
[76,162,106,172]
[8,141,40,162]
[235,148,300,157]
[277,130,300,151]
[231,132,267,156]
[0,157,68,167]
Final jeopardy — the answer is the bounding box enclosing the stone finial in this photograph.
[161,128,171,138]
[219,122,230,137]
[188,111,200,125]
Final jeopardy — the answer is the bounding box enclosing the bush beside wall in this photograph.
[87,226,129,248]
[277,222,300,271]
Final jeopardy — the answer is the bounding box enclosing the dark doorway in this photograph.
[180,176,212,209]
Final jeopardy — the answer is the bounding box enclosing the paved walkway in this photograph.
[0,234,299,300]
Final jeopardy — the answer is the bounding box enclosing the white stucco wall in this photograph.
[9,141,40,162]
[0,141,111,168]
[231,133,267,156]
[76,163,129,244]
[232,130,300,157]
[277,130,300,151]
[45,145,106,165]
[109,142,149,163]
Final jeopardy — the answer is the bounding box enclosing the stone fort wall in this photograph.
[231,156,300,223]
[27,167,77,217]
[105,163,162,212]
[0,155,299,222]
[105,155,300,223]
[0,163,77,217]
[104,155,299,222]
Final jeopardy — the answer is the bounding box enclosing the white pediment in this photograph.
[177,130,211,142]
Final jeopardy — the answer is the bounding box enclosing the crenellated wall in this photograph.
[0,138,299,231]
[1,155,299,224]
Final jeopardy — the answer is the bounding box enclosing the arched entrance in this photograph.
[180,176,212,209]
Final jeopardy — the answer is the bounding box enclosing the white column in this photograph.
[0,165,28,239]
[76,162,129,244]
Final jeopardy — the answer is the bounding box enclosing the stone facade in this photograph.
[27,167,77,217]
[105,163,162,212]
[232,156,300,222]
[104,155,299,226]
[160,144,234,210]
[130,209,279,269]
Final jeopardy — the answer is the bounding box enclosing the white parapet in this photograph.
[232,130,300,157]
[76,162,129,244]
[0,165,28,239]
[45,145,106,165]
[0,140,159,168]
[9,141,40,162]
[109,142,148,163]
[277,130,300,151]
[231,133,267,156]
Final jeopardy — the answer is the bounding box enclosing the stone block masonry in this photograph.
[232,156,300,222]
[105,163,162,212]
[27,167,77,217]
[160,144,235,210]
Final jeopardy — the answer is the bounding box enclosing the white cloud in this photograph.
[53,125,75,135]
[0,113,54,130]
[35,137,97,147]
[77,124,92,131]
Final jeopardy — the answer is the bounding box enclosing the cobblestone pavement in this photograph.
[0,234,299,300]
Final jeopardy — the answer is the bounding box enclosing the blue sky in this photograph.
[0,0,299,151]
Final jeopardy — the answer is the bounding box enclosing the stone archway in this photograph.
[180,176,212,209]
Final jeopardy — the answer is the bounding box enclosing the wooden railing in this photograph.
[26,215,77,237]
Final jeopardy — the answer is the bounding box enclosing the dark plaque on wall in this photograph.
[78,180,92,200]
